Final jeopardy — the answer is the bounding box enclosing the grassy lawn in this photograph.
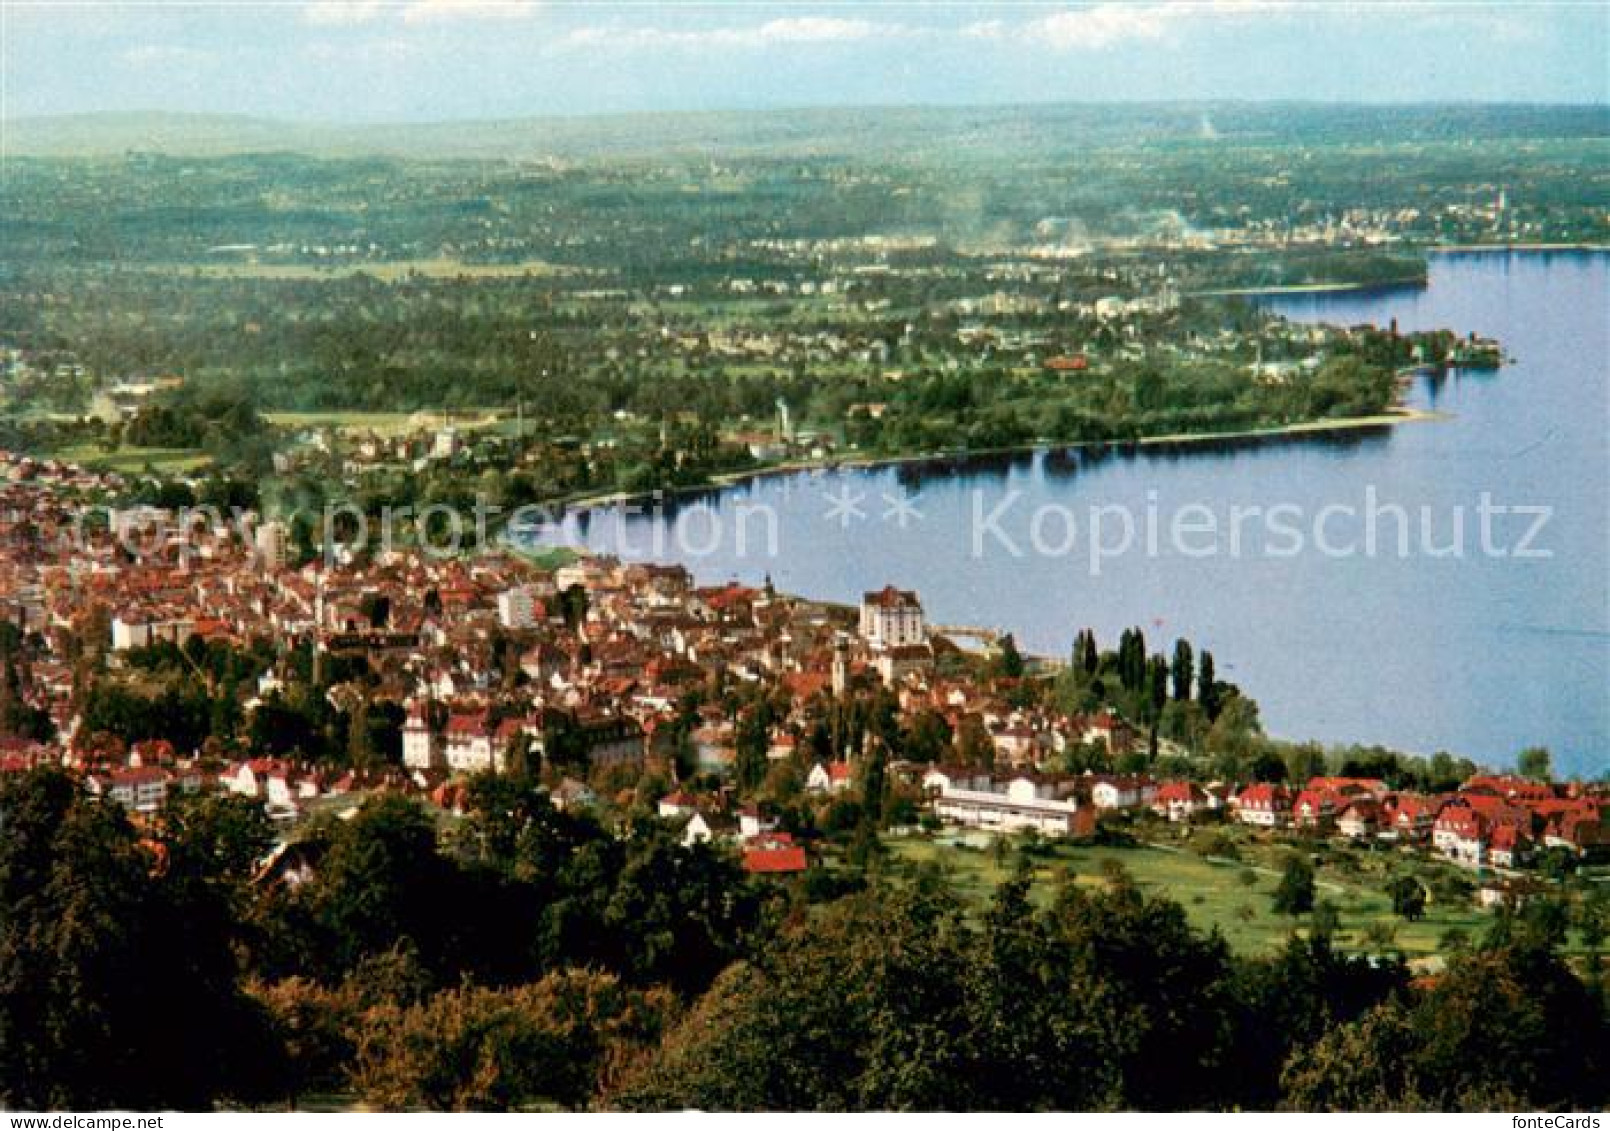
[881,831,1493,961]
[503,544,580,570]
[51,443,213,475]
[144,257,574,281]
[264,409,507,436]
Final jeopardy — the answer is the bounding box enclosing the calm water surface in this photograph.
[536,252,1608,776]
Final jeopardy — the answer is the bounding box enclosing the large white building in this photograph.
[497,584,541,629]
[402,707,439,770]
[922,767,1093,838]
[443,713,497,773]
[859,586,926,649]
[110,615,195,652]
[254,520,290,573]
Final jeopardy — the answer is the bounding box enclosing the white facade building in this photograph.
[402,710,440,770]
[923,768,1092,838]
[859,586,926,649]
[497,585,541,629]
[254,520,290,573]
[110,615,195,652]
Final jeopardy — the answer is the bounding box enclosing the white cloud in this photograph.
[401,0,540,25]
[741,17,887,45]
[303,0,538,27]
[960,20,1008,42]
[553,17,903,54]
[968,1,1299,52]
[303,1,385,27]
[552,4,1315,57]
[1030,4,1172,50]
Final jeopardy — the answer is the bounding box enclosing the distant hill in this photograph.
[4,112,342,157]
[7,103,1608,161]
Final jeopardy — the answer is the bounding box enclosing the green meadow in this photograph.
[50,443,214,475]
[881,832,1496,962]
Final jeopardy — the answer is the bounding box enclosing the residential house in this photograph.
[443,713,497,773]
[1488,823,1533,869]
[1335,799,1380,840]
[90,766,170,814]
[1152,781,1208,823]
[658,789,715,844]
[1089,773,1157,811]
[1433,804,1489,866]
[738,804,780,839]
[1380,792,1437,842]
[742,831,808,876]
[806,760,853,793]
[1293,787,1346,829]
[1234,783,1292,828]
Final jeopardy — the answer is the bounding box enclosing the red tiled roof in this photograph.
[862,585,919,608]
[742,844,808,874]
[445,713,490,737]
[1237,783,1291,807]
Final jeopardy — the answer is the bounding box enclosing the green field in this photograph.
[50,443,213,475]
[882,832,1493,962]
[144,257,575,281]
[503,544,580,570]
[263,409,508,436]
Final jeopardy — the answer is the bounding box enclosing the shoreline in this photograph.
[1431,241,1609,255]
[536,406,1447,516]
[1191,244,1607,299]
[1191,275,1427,297]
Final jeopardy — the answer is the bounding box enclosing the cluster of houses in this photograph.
[2,450,1604,883]
[1222,774,1605,869]
[907,765,1605,873]
[55,743,382,822]
[72,738,385,821]
[1,447,1130,824]
[656,789,809,875]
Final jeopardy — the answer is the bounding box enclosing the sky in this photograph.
[3,1,1607,122]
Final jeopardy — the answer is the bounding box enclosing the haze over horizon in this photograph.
[4,1,1607,125]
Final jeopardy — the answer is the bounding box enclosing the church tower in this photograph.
[831,633,849,696]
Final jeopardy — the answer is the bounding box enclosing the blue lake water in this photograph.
[535,251,1608,777]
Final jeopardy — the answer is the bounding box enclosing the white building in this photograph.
[443,713,497,773]
[110,615,195,652]
[497,585,541,629]
[1089,774,1157,811]
[923,768,1093,838]
[402,708,440,770]
[1233,784,1292,828]
[806,761,853,793]
[859,586,925,649]
[1432,806,1488,867]
[254,520,290,573]
[1152,782,1209,822]
[738,805,778,839]
[90,767,170,814]
[658,791,713,846]
[432,427,460,460]
[224,760,301,813]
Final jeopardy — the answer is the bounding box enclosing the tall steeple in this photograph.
[831,633,849,696]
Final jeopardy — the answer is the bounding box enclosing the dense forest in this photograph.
[1,766,1604,1112]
